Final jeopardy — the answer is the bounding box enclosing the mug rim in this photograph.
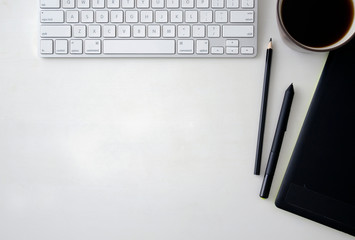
[277,0,355,52]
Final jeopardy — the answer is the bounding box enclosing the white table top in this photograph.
[0,1,353,239]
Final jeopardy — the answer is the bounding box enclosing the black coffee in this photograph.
[281,0,354,48]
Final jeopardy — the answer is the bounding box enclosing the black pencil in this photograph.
[254,39,273,175]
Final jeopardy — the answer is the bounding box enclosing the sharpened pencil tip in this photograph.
[267,39,273,49]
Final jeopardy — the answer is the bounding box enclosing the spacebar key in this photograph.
[104,40,175,54]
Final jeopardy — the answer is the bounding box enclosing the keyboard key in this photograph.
[152,0,164,8]
[148,25,161,37]
[241,46,254,54]
[81,11,94,23]
[226,39,238,46]
[207,25,220,38]
[156,11,168,23]
[103,25,116,37]
[212,0,224,8]
[96,11,109,23]
[77,0,90,8]
[178,25,191,38]
[88,25,101,37]
[118,25,131,37]
[222,25,253,37]
[211,46,224,54]
[40,40,53,54]
[185,11,198,23]
[122,0,135,8]
[133,25,146,37]
[73,25,87,37]
[111,11,124,22]
[137,0,150,8]
[62,0,75,8]
[107,0,120,8]
[85,40,101,54]
[41,0,60,9]
[215,10,228,23]
[227,0,239,8]
[141,11,153,22]
[196,40,209,54]
[171,11,183,23]
[196,0,209,8]
[167,0,179,8]
[93,0,105,8]
[226,46,238,54]
[182,0,194,8]
[230,11,254,23]
[70,40,83,54]
[162,25,176,37]
[192,25,205,37]
[41,25,71,38]
[177,40,193,54]
[104,40,175,54]
[41,10,64,23]
[242,0,254,8]
[126,11,139,23]
[56,39,68,54]
[200,11,213,23]
[66,10,79,23]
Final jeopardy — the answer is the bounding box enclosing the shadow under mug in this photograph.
[277,0,355,52]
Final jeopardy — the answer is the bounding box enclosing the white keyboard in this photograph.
[39,0,257,57]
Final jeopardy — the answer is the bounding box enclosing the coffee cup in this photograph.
[277,0,355,52]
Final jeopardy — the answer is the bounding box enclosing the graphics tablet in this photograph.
[275,38,355,236]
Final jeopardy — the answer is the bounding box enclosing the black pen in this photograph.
[260,84,294,199]
[254,38,273,175]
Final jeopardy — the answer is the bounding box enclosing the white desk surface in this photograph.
[0,1,353,240]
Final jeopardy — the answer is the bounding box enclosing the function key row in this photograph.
[41,0,253,9]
